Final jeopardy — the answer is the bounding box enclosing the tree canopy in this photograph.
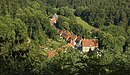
[0,0,130,75]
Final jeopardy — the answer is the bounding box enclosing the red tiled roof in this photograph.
[67,37,72,41]
[61,33,70,40]
[82,39,98,47]
[60,30,73,40]
[76,37,82,42]
[71,34,77,40]
[61,33,67,38]
[50,18,57,25]
[65,36,71,40]
[70,40,75,46]
[48,51,55,58]
[64,31,71,36]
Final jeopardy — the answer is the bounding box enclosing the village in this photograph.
[47,13,99,57]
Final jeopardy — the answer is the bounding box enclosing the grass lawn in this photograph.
[76,17,94,30]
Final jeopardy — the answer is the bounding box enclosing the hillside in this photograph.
[0,0,130,75]
[76,17,94,30]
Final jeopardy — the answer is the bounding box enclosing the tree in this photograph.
[61,22,70,30]
[41,47,83,75]
[75,6,84,16]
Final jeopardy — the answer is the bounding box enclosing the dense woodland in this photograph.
[0,0,130,75]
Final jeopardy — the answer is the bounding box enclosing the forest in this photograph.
[0,0,130,75]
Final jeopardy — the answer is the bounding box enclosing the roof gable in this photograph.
[82,39,98,47]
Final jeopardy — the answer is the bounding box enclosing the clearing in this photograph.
[76,17,94,30]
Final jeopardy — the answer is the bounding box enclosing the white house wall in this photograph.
[82,47,96,52]
[91,47,95,51]
[82,47,90,52]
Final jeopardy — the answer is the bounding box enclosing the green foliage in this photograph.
[46,6,58,15]
[0,0,61,74]
[56,16,70,30]
[44,0,130,29]
[58,7,75,17]
[61,22,70,30]
[101,25,126,37]
[41,48,83,75]
[75,6,84,16]
[0,0,130,75]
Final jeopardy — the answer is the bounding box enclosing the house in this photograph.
[67,40,76,48]
[81,39,98,52]
[50,13,58,25]
[47,13,100,58]
[50,13,99,53]
[76,37,82,43]
[59,29,99,52]
[48,51,56,58]
[59,29,67,36]
[60,32,69,40]
[60,30,72,41]
[75,37,82,49]
[70,34,77,40]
